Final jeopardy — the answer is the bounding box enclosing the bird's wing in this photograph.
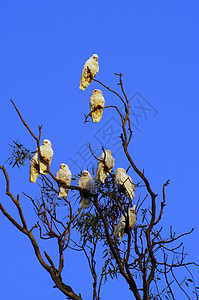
[65,171,72,186]
[30,152,39,183]
[87,178,96,193]
[117,170,128,187]
[89,94,96,108]
[123,176,135,199]
[106,153,115,170]
[92,93,105,108]
[87,58,99,77]
[97,95,105,107]
[40,145,53,162]
[78,176,84,188]
[116,171,135,199]
[129,210,136,229]
[79,62,91,90]
[114,219,125,240]
[96,162,106,182]
[99,152,105,161]
[30,151,38,166]
[56,169,66,181]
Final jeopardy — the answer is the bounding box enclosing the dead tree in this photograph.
[0,74,199,300]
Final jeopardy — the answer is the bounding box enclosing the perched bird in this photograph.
[115,168,135,200]
[29,139,54,183]
[56,164,72,199]
[29,151,39,183]
[96,150,115,183]
[89,89,105,122]
[114,205,136,240]
[79,54,99,91]
[78,170,96,208]
[39,139,54,175]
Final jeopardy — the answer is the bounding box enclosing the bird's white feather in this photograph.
[39,139,54,175]
[115,168,135,200]
[79,54,99,91]
[56,164,72,199]
[29,139,54,183]
[96,150,115,183]
[29,152,39,183]
[78,170,96,208]
[114,206,136,240]
[90,89,105,122]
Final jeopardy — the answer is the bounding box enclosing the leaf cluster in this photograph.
[6,140,34,168]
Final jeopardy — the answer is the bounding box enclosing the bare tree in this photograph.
[1,73,199,300]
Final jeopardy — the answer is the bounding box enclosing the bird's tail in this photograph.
[58,186,68,199]
[39,161,48,174]
[91,109,103,123]
[79,85,85,91]
[29,167,39,183]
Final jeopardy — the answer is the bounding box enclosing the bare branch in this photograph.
[84,105,124,124]
[153,179,169,226]
[93,78,127,109]
[10,100,39,141]
[0,165,28,230]
[163,253,175,300]
[171,267,191,300]
[154,228,194,246]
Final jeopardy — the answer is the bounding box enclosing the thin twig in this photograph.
[171,267,191,300]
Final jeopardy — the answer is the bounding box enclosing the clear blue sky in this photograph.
[0,1,199,299]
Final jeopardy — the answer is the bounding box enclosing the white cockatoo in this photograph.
[96,150,115,183]
[78,170,96,208]
[56,164,72,199]
[39,139,54,175]
[29,139,54,183]
[115,168,135,200]
[29,151,39,183]
[114,205,136,240]
[89,89,105,122]
[79,54,99,91]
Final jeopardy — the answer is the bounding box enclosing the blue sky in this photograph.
[0,1,199,299]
